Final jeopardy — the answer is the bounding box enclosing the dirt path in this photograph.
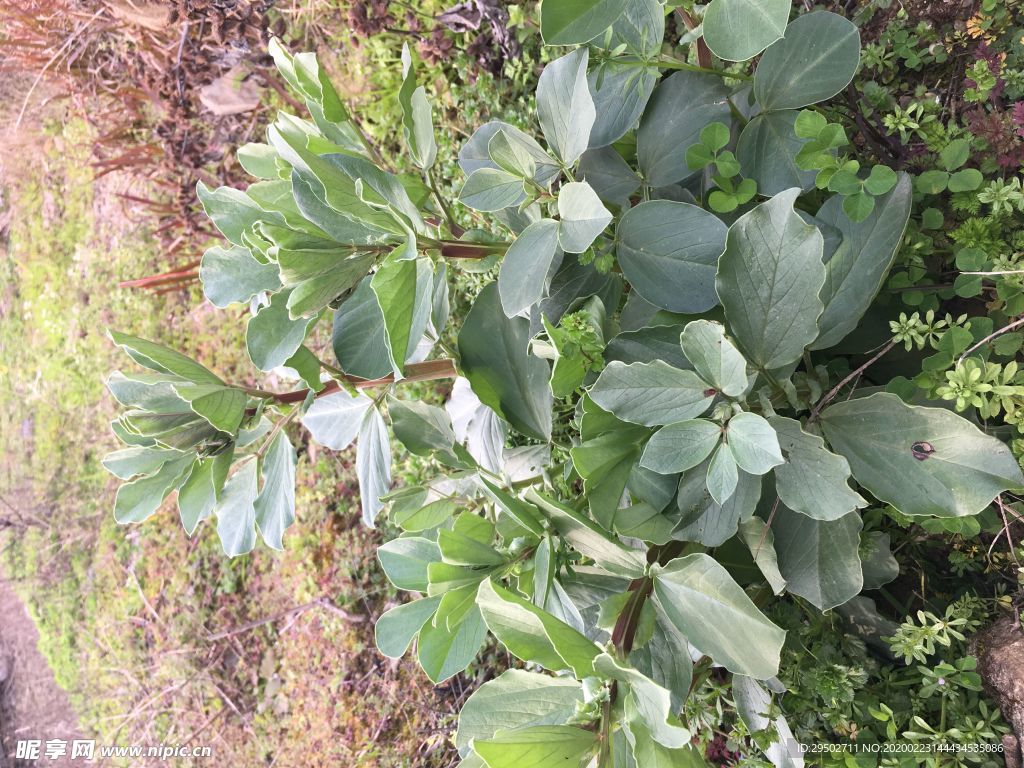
[0,573,84,768]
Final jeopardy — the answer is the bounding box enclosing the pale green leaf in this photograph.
[459,284,553,441]
[301,388,373,450]
[640,419,722,475]
[460,168,527,212]
[375,595,442,658]
[215,460,259,557]
[357,407,391,526]
[716,188,825,370]
[703,0,789,61]
[589,360,715,427]
[254,430,296,550]
[246,290,318,371]
[820,392,1024,517]
[370,249,433,376]
[473,725,596,768]
[498,219,562,317]
[456,670,584,757]
[616,201,727,313]
[652,553,785,678]
[200,245,281,308]
[557,182,612,254]
[680,320,749,397]
[706,443,739,505]
[769,416,866,521]
[771,505,864,610]
[754,11,861,111]
[540,0,629,44]
[727,412,783,475]
[536,48,595,165]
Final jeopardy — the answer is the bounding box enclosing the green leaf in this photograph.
[527,489,647,577]
[536,48,595,165]
[498,219,562,318]
[283,345,324,392]
[812,174,912,349]
[473,725,596,768]
[170,383,247,435]
[557,182,612,254]
[378,537,440,592]
[236,142,282,179]
[753,11,861,111]
[706,443,739,504]
[640,420,722,475]
[680,320,749,397]
[332,276,392,379]
[253,431,296,550]
[103,446,185,481]
[940,138,971,171]
[652,553,785,679]
[860,531,899,590]
[609,0,665,57]
[459,283,553,441]
[737,112,819,196]
[570,397,650,529]
[915,169,949,194]
[727,412,783,475]
[675,459,762,546]
[820,392,1024,518]
[864,165,898,196]
[113,454,194,524]
[197,181,281,246]
[638,72,732,187]
[215,461,259,557]
[456,671,584,757]
[595,653,692,749]
[771,505,864,610]
[246,291,318,372]
[200,245,281,308]
[589,360,715,427]
[301,388,373,450]
[177,451,232,536]
[476,579,602,678]
[616,201,728,313]
[540,0,629,44]
[398,44,437,170]
[460,121,561,186]
[375,595,442,658]
[716,188,825,370]
[371,249,433,377]
[418,601,487,683]
[357,407,391,525]
[948,168,983,192]
[629,603,694,712]
[737,518,787,594]
[769,416,866,520]
[843,192,875,223]
[275,246,375,319]
[702,0,790,61]
[460,168,527,212]
[587,64,658,149]
[389,398,459,463]
[109,331,223,385]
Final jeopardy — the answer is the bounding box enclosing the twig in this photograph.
[809,340,896,422]
[205,597,362,643]
[958,316,1024,365]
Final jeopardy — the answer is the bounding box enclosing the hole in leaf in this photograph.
[911,441,935,461]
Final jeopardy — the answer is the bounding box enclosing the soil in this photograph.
[0,574,84,768]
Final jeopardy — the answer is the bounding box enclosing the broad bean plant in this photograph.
[103,1,1024,765]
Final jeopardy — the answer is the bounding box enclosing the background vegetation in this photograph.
[2,0,1024,766]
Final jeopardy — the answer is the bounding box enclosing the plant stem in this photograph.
[426,167,460,235]
[243,358,458,404]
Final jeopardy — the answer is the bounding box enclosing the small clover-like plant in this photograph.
[103,6,1024,766]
